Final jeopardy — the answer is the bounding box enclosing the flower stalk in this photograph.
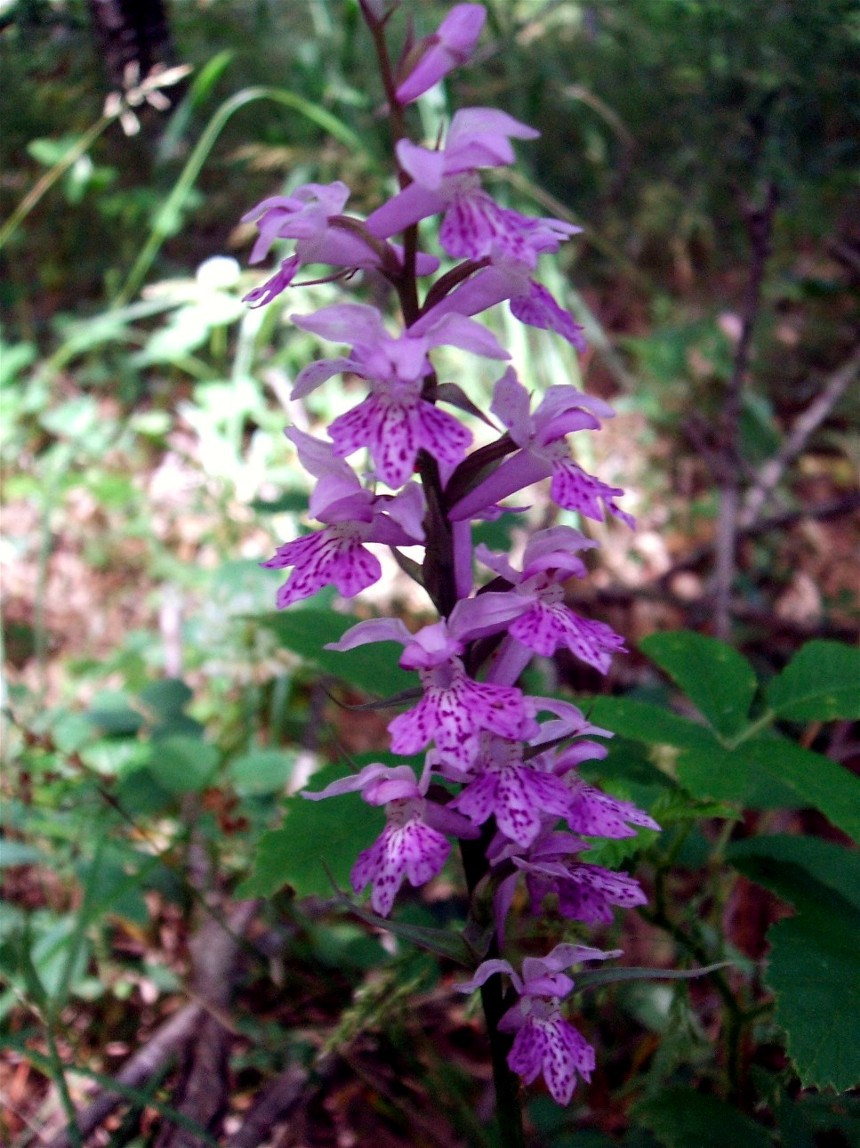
[240,3,657,1128]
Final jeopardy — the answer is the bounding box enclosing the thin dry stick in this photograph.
[154,901,259,1148]
[712,181,779,639]
[740,344,860,528]
[659,491,860,589]
[47,903,257,1148]
[46,1004,204,1148]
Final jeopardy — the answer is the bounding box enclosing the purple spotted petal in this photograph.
[351,817,450,916]
[440,189,534,264]
[328,391,472,489]
[550,457,635,528]
[263,527,381,607]
[451,760,572,848]
[388,675,536,768]
[566,783,661,838]
[506,1013,594,1105]
[510,602,626,673]
[510,280,586,350]
[530,860,648,924]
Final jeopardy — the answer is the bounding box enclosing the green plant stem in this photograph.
[642,867,750,1101]
[723,708,775,750]
[42,1014,84,1148]
[0,115,114,251]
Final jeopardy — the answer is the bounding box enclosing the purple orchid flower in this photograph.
[395,5,486,105]
[553,745,662,839]
[512,830,649,924]
[241,181,440,307]
[327,615,539,769]
[290,302,507,488]
[304,762,476,916]
[447,734,574,848]
[475,526,627,674]
[417,260,587,351]
[449,369,634,527]
[262,428,425,606]
[456,942,620,1104]
[366,107,540,242]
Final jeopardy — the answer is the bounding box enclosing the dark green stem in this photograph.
[460,835,526,1148]
[641,867,750,1101]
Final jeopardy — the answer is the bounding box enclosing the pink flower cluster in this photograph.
[243,2,655,1108]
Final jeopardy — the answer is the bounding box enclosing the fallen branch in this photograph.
[48,902,258,1148]
[740,344,860,528]
[46,1004,203,1148]
[154,901,259,1148]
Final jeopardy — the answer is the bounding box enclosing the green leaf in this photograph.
[767,640,860,722]
[776,1092,860,1147]
[226,749,298,797]
[583,697,717,750]
[726,836,860,1090]
[641,631,758,738]
[338,897,472,965]
[675,744,800,809]
[576,961,730,993]
[636,1088,774,1148]
[143,737,219,794]
[726,835,860,915]
[138,678,193,719]
[258,609,414,697]
[742,738,860,843]
[235,763,384,899]
[768,910,860,1091]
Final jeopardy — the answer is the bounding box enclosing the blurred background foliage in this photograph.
[1,1,859,1145]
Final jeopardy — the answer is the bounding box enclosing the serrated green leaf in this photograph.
[776,1092,860,1147]
[768,910,860,1091]
[727,837,860,1090]
[726,835,860,915]
[767,641,860,722]
[742,738,860,843]
[641,631,758,738]
[258,610,414,697]
[235,763,384,899]
[636,1087,773,1148]
[675,744,800,809]
[583,697,717,750]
